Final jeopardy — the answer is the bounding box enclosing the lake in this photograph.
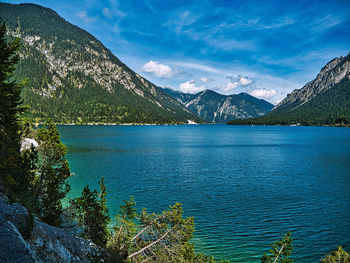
[58,125,350,262]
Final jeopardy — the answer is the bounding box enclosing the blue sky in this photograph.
[7,0,350,103]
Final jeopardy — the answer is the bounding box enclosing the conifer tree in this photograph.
[35,119,71,226]
[110,196,138,258]
[70,177,110,246]
[261,232,293,263]
[0,21,26,192]
[320,246,350,263]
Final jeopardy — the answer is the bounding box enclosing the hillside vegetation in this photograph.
[0,3,199,124]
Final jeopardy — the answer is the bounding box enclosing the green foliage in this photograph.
[0,21,69,228]
[320,247,350,263]
[228,77,350,126]
[261,232,293,263]
[119,196,137,220]
[0,21,27,192]
[34,119,71,226]
[108,198,225,262]
[108,196,138,258]
[19,144,38,208]
[70,177,110,247]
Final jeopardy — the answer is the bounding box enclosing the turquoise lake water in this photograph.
[58,125,350,262]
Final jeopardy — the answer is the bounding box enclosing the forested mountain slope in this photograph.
[0,3,200,124]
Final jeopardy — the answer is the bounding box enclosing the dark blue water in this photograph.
[58,125,350,262]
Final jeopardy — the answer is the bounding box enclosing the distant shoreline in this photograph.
[33,122,350,127]
[226,123,350,128]
[35,122,202,127]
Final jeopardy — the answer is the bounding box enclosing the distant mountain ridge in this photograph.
[228,53,350,126]
[0,3,200,124]
[163,88,274,123]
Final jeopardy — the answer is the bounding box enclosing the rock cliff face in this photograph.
[0,196,105,263]
[0,3,198,124]
[163,88,273,123]
[273,53,350,113]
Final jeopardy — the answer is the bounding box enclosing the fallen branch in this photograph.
[128,224,178,259]
[130,215,164,243]
[273,244,285,263]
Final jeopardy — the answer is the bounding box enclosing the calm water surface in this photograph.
[58,125,350,262]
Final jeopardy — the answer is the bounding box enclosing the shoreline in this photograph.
[35,122,203,127]
[34,122,350,128]
[226,123,350,128]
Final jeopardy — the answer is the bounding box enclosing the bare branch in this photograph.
[128,224,179,259]
[273,243,285,263]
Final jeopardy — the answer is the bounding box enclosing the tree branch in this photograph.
[128,224,178,259]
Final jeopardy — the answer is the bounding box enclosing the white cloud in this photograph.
[222,82,239,92]
[200,77,212,83]
[250,89,277,99]
[179,80,205,94]
[239,76,252,86]
[142,60,176,78]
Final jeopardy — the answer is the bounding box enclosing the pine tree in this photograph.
[35,119,71,226]
[320,246,350,263]
[261,232,293,263]
[0,21,26,192]
[70,177,110,246]
[110,196,138,258]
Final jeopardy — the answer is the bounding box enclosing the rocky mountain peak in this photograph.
[273,53,350,112]
[163,88,273,123]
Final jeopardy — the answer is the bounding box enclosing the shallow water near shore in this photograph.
[59,124,350,262]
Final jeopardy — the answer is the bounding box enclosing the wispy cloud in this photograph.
[102,8,113,18]
[200,77,212,83]
[163,10,200,35]
[172,61,223,74]
[102,0,126,19]
[76,11,97,23]
[214,15,296,32]
[309,14,344,34]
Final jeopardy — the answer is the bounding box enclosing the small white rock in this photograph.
[21,138,39,151]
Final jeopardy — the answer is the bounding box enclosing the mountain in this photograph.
[228,53,350,126]
[0,3,200,124]
[163,88,274,123]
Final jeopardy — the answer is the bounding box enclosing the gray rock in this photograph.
[0,214,40,263]
[0,197,29,231]
[0,196,106,263]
